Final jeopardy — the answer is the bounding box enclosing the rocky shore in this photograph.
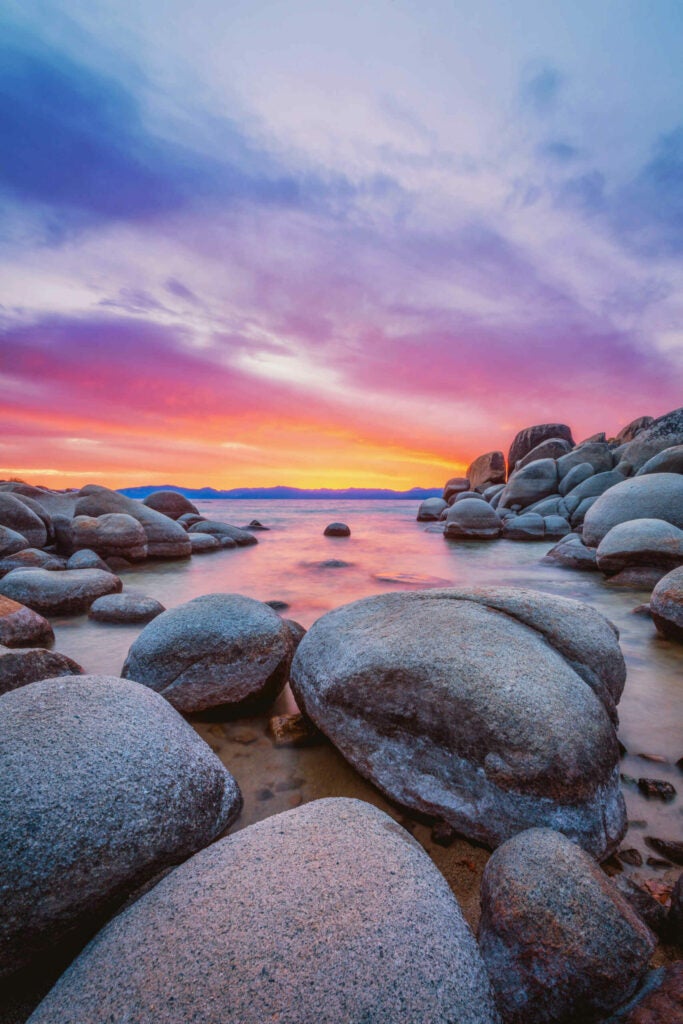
[0,414,681,1023]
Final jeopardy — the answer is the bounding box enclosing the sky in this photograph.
[1,0,682,490]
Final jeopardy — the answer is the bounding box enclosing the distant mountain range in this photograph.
[118,484,441,500]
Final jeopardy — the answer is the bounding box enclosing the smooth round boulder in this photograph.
[636,444,683,477]
[516,437,573,470]
[557,442,614,480]
[291,588,627,858]
[122,593,294,713]
[444,498,502,539]
[28,799,500,1024]
[0,525,29,558]
[467,451,506,491]
[69,513,148,561]
[502,512,545,540]
[650,567,683,641]
[0,548,65,576]
[75,486,191,559]
[177,512,205,528]
[542,535,599,570]
[0,568,122,616]
[558,461,594,496]
[66,549,112,572]
[443,476,471,501]
[89,593,165,624]
[0,596,54,648]
[454,490,487,502]
[0,676,242,976]
[189,531,221,553]
[187,520,256,546]
[583,474,683,547]
[323,522,351,537]
[141,490,199,520]
[477,828,656,1024]
[507,423,573,472]
[543,515,571,538]
[0,493,47,549]
[417,497,448,521]
[596,519,683,575]
[0,645,83,696]
[498,459,558,510]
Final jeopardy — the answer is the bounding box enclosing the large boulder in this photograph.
[75,485,191,559]
[122,594,294,713]
[507,424,573,472]
[0,493,47,548]
[596,519,683,576]
[583,474,683,547]
[0,525,29,558]
[557,442,614,480]
[636,444,683,477]
[650,566,683,641]
[0,568,122,616]
[290,588,627,858]
[477,828,655,1024]
[0,645,83,696]
[516,437,573,470]
[28,799,500,1024]
[187,520,257,546]
[616,414,655,445]
[0,676,242,976]
[617,408,683,473]
[417,497,448,521]
[467,452,506,490]
[443,477,471,502]
[444,499,502,539]
[498,459,558,510]
[67,513,148,561]
[141,490,199,520]
[0,596,54,648]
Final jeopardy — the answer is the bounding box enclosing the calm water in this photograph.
[51,499,682,910]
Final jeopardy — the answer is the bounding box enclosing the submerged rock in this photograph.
[291,588,627,858]
[477,828,655,1024]
[89,593,165,624]
[650,566,683,641]
[0,568,122,616]
[0,645,83,696]
[122,593,294,713]
[28,799,500,1024]
[0,595,54,648]
[0,675,241,976]
[323,522,351,537]
[141,490,199,520]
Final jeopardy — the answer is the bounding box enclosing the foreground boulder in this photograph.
[89,593,165,624]
[583,474,683,547]
[122,594,294,713]
[508,423,573,472]
[0,596,54,647]
[0,568,122,616]
[0,493,47,549]
[28,799,500,1024]
[141,490,199,520]
[291,588,627,857]
[477,828,655,1024]
[75,486,191,558]
[650,567,683,641]
[0,676,242,976]
[596,519,683,576]
[0,645,83,696]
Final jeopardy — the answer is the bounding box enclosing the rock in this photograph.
[0,675,241,976]
[323,522,351,537]
[618,848,643,867]
[502,513,545,540]
[189,532,221,553]
[454,490,488,502]
[559,461,595,496]
[617,408,683,473]
[616,415,655,445]
[516,436,574,470]
[525,495,567,516]
[606,567,667,589]
[443,477,471,501]
[75,485,191,559]
[467,452,506,491]
[66,548,112,572]
[0,568,122,616]
[106,556,132,571]
[615,964,683,1024]
[583,474,683,547]
[89,594,165,624]
[580,432,608,444]
[141,490,199,519]
[0,525,29,557]
[650,566,683,641]
[543,535,599,570]
[66,513,148,562]
[543,515,571,538]
[0,493,47,548]
[597,519,683,576]
[644,837,683,864]
[636,444,683,477]
[122,593,294,713]
[27,799,500,1024]
[187,520,256,546]
[290,587,627,857]
[484,483,505,500]
[498,459,558,510]
[669,875,683,944]
[284,619,306,649]
[0,548,65,576]
[637,778,676,800]
[507,423,574,472]
[0,595,54,648]
[268,711,321,747]
[557,442,614,479]
[177,512,205,528]
[612,876,671,939]
[417,497,448,521]
[0,645,83,696]
[266,599,290,611]
[477,828,656,1024]
[444,499,502,539]
[571,495,601,527]
[565,468,627,503]
[246,519,269,531]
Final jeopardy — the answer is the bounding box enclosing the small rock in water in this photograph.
[323,522,350,537]
[89,593,166,624]
[316,558,352,568]
[66,549,112,572]
[266,599,290,611]
[268,712,321,747]
[612,875,671,939]
[256,787,274,801]
[189,532,221,553]
[647,856,673,869]
[645,837,683,864]
[431,820,458,847]
[246,520,269,531]
[618,848,644,867]
[638,778,677,801]
[0,567,122,616]
[106,556,132,571]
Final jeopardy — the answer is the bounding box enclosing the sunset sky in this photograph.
[1,1,682,489]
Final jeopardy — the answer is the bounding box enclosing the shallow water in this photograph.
[51,499,682,916]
